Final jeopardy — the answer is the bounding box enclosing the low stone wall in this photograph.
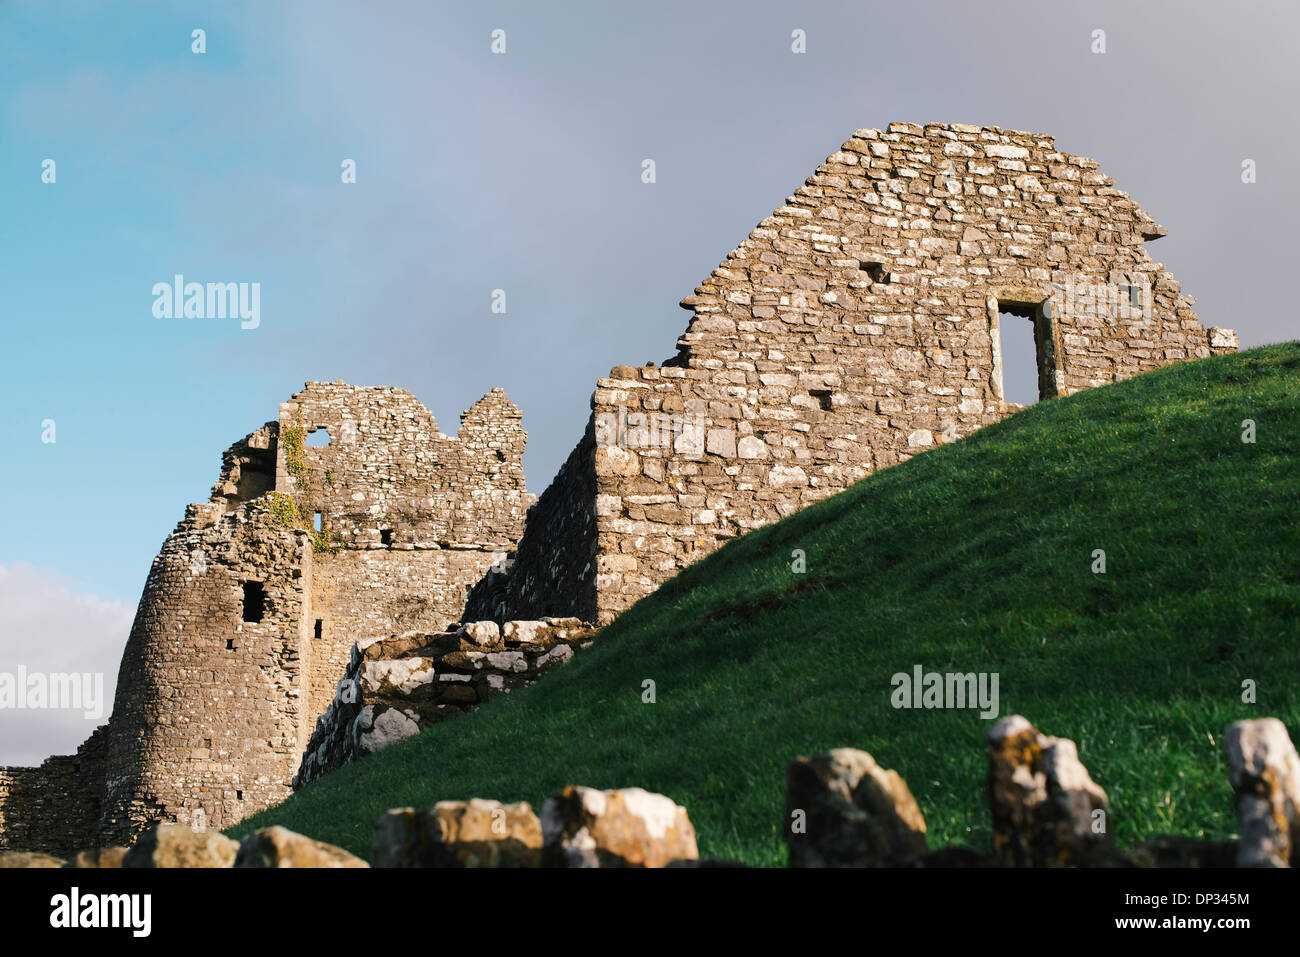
[0,727,108,858]
[294,618,597,787]
[8,716,1296,868]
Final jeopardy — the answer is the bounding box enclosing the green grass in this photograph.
[228,343,1300,865]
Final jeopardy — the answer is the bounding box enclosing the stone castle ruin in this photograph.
[0,124,1236,854]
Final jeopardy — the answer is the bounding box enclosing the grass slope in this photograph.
[229,343,1300,865]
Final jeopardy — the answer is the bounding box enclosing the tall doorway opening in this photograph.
[993,298,1059,407]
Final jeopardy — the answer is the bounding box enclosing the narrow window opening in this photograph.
[314,619,323,640]
[380,529,393,546]
[226,638,235,650]
[313,510,323,532]
[236,790,243,801]
[241,581,265,623]
[305,428,331,448]
[997,308,1041,407]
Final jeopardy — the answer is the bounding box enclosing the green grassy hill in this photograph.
[228,343,1300,865]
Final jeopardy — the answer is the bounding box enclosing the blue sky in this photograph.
[1,0,1295,761]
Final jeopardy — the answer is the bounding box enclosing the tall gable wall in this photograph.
[495,123,1237,624]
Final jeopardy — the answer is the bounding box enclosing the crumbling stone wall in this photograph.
[490,123,1237,624]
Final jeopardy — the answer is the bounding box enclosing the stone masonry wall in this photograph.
[514,122,1237,624]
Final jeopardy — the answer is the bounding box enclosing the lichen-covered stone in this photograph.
[786,748,927,867]
[541,786,697,868]
[1225,718,1300,868]
[295,619,597,785]
[988,715,1111,867]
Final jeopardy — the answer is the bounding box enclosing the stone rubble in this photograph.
[295,618,597,786]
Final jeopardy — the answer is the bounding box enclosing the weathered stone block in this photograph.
[786,748,927,867]
[234,826,369,868]
[373,800,542,867]
[987,715,1111,867]
[1225,718,1300,868]
[541,786,698,868]
[123,824,238,868]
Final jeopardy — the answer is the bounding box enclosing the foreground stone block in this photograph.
[65,847,128,868]
[123,824,238,868]
[786,748,927,867]
[373,799,542,867]
[541,786,697,868]
[0,851,65,868]
[1225,718,1300,868]
[234,826,369,868]
[988,715,1111,867]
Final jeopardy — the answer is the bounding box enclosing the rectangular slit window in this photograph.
[314,511,323,532]
[997,309,1041,407]
[314,619,323,640]
[380,529,392,546]
[241,581,264,623]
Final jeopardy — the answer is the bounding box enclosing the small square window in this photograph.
[380,529,393,546]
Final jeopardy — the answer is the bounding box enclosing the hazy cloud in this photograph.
[0,564,135,766]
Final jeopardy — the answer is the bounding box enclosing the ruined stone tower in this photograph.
[1,384,531,852]
[0,124,1236,854]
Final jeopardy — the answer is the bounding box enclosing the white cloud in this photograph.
[0,563,135,766]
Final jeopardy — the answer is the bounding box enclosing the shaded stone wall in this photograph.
[465,425,599,623]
